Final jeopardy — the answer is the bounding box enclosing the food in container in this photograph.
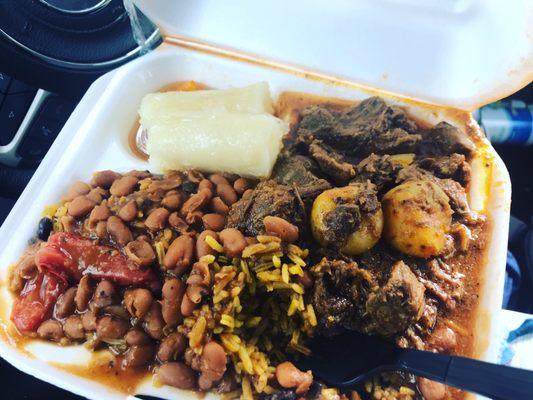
[1,68,504,400]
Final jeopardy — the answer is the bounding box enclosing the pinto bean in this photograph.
[54,287,77,319]
[242,189,254,200]
[96,316,129,339]
[143,302,164,340]
[162,191,182,210]
[103,305,130,320]
[68,196,96,218]
[157,332,187,362]
[62,181,91,202]
[180,292,197,317]
[127,170,151,179]
[157,362,197,390]
[92,280,115,308]
[263,216,299,243]
[95,221,107,239]
[209,174,229,186]
[91,170,121,189]
[123,345,156,368]
[168,212,190,234]
[17,253,38,280]
[161,278,185,326]
[187,170,204,183]
[219,228,247,258]
[81,309,97,331]
[198,179,214,191]
[118,200,137,222]
[163,235,194,274]
[75,276,93,312]
[196,230,218,259]
[187,262,211,287]
[185,284,208,306]
[275,361,313,394]
[125,240,156,267]
[37,320,63,342]
[60,215,76,233]
[86,187,107,204]
[202,213,225,232]
[428,326,457,353]
[125,329,151,346]
[89,204,111,225]
[124,288,153,319]
[63,315,85,340]
[181,188,212,215]
[210,197,229,215]
[185,210,203,225]
[418,377,446,400]
[216,183,237,206]
[233,178,250,195]
[110,176,138,197]
[199,341,227,390]
[107,215,133,246]
[145,208,169,231]
[244,236,258,246]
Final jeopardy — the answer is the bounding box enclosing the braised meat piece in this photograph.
[352,154,408,193]
[419,121,475,157]
[225,180,306,237]
[271,153,331,198]
[416,153,471,187]
[396,165,472,220]
[311,258,376,336]
[364,261,426,336]
[308,140,355,184]
[297,97,421,156]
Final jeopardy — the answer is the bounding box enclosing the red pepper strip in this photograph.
[11,272,66,333]
[35,232,158,285]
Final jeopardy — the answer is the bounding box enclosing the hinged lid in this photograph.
[133,0,532,110]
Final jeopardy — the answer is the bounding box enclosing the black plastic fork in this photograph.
[295,331,533,400]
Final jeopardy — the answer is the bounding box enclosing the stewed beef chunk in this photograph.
[225,180,306,237]
[352,154,408,193]
[272,153,331,198]
[311,258,376,336]
[296,97,421,156]
[416,154,471,187]
[308,141,355,184]
[419,121,475,157]
[363,261,426,337]
[397,166,472,220]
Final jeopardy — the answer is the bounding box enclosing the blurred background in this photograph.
[0,0,531,399]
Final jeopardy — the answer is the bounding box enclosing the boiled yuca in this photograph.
[146,111,287,177]
[140,82,273,128]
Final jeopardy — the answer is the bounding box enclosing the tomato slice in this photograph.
[11,273,66,333]
[35,232,158,285]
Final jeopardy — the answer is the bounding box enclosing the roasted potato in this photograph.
[382,180,452,258]
[311,185,383,255]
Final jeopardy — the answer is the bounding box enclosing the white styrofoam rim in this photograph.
[0,44,511,400]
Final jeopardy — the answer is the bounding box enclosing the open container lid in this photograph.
[133,0,532,111]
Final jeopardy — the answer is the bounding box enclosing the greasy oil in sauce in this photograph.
[51,355,149,395]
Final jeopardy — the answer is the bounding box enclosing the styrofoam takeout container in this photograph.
[0,0,530,398]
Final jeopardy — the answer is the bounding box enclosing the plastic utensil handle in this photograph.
[446,356,533,400]
[396,349,533,400]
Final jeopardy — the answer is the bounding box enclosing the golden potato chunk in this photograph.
[382,180,452,258]
[311,184,383,255]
